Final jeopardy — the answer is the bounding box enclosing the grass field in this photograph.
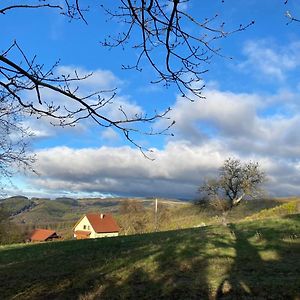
[1,214,299,299]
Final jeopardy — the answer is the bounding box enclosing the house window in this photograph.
[83,225,87,230]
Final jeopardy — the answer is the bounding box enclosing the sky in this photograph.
[2,0,300,199]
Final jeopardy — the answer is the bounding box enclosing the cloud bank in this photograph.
[27,86,300,199]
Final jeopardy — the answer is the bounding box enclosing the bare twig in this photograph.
[0,41,174,159]
[101,0,254,100]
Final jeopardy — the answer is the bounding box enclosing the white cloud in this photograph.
[101,128,120,141]
[22,66,122,121]
[101,96,144,122]
[21,66,145,141]
[29,141,228,198]
[22,84,300,199]
[56,66,121,91]
[164,89,261,141]
[28,133,300,198]
[239,40,300,80]
[162,87,300,159]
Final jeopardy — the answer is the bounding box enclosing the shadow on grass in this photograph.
[0,229,213,300]
[216,221,300,300]
[1,216,299,299]
[99,229,211,299]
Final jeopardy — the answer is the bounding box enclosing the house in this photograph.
[30,229,60,242]
[73,213,120,239]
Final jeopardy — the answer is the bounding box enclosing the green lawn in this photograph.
[0,215,299,299]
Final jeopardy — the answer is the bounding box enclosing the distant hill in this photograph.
[1,195,29,201]
[0,196,35,217]
[1,196,187,227]
[55,197,79,206]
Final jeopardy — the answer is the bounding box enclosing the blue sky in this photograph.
[2,0,300,199]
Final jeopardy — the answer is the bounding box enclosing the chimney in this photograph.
[100,213,104,219]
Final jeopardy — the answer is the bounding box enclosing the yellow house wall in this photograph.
[74,216,94,237]
[93,232,119,238]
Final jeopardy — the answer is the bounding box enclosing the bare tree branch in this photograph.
[101,0,254,100]
[0,4,62,15]
[0,1,256,179]
[0,99,35,179]
[0,40,174,160]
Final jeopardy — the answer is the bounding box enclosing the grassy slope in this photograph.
[0,215,299,300]
[3,197,297,240]
[245,199,300,221]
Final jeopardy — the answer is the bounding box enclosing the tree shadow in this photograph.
[0,229,213,299]
[216,222,300,299]
[1,217,299,300]
[93,228,212,299]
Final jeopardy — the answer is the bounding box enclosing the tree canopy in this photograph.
[198,158,266,217]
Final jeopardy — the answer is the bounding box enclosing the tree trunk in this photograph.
[221,210,228,226]
[232,194,244,207]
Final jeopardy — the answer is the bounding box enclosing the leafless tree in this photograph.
[102,0,254,100]
[0,1,176,182]
[198,158,266,225]
[1,1,254,179]
[119,199,145,214]
[0,98,35,183]
[0,40,172,156]
[118,199,148,234]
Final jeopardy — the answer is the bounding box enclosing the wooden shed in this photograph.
[30,229,60,242]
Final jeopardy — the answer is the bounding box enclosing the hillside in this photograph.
[1,196,186,223]
[0,214,299,299]
[244,199,300,221]
[1,196,294,224]
[1,196,195,239]
[0,196,35,217]
[1,196,299,241]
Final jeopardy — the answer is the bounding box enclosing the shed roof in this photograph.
[30,229,58,241]
[86,213,120,233]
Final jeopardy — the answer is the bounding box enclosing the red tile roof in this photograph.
[86,213,120,233]
[30,229,58,241]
